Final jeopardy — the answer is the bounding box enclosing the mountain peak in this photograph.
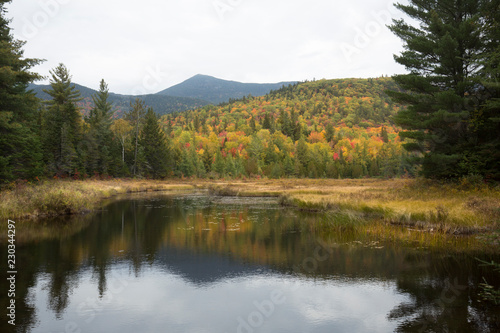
[157,75,296,105]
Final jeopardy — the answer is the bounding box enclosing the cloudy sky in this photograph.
[6,0,409,95]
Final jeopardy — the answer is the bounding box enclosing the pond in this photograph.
[1,193,499,333]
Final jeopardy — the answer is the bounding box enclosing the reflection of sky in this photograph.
[30,265,409,333]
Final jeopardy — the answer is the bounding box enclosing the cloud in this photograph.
[6,0,408,94]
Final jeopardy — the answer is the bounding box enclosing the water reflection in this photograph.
[0,193,499,333]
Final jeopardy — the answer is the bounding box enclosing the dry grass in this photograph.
[0,179,195,220]
[2,178,499,237]
[198,178,500,234]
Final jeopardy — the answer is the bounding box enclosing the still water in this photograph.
[1,193,499,333]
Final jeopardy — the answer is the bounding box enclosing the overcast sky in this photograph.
[6,0,409,95]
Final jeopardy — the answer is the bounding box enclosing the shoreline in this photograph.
[0,179,196,220]
[1,178,498,240]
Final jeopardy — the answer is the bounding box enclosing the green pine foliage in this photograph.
[82,79,117,175]
[42,64,83,177]
[0,0,44,183]
[140,108,170,178]
[125,98,147,176]
[388,0,500,180]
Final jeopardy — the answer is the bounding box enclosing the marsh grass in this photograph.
[0,179,195,219]
[2,178,499,238]
[199,178,499,235]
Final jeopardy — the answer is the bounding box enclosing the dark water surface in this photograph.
[1,193,499,333]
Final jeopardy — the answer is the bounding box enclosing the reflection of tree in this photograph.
[47,270,79,319]
[0,245,40,333]
[4,193,500,331]
[388,255,500,332]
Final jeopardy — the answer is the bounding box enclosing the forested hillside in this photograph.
[2,34,411,183]
[0,0,411,184]
[158,77,411,179]
[29,83,210,117]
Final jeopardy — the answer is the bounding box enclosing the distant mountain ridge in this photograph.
[157,74,297,104]
[28,83,210,117]
[28,74,296,116]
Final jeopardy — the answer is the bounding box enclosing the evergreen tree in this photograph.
[291,110,302,142]
[42,64,83,176]
[381,126,389,143]
[283,155,295,177]
[0,0,44,183]
[325,123,335,143]
[84,79,114,175]
[126,98,146,176]
[388,0,496,179]
[470,1,500,179]
[192,148,205,177]
[225,155,236,177]
[202,146,213,173]
[278,109,291,137]
[166,116,173,137]
[214,149,225,177]
[262,113,272,131]
[248,134,264,170]
[179,148,195,177]
[249,116,256,134]
[234,155,246,177]
[140,108,169,178]
[295,137,309,177]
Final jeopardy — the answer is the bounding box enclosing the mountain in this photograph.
[28,83,210,117]
[157,74,297,104]
[160,77,410,179]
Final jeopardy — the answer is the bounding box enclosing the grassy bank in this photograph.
[0,179,195,220]
[202,178,500,236]
[2,178,499,240]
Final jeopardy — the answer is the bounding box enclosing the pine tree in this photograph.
[283,155,295,177]
[388,0,495,179]
[0,0,44,183]
[325,123,335,143]
[291,109,302,142]
[470,1,500,179]
[225,155,236,177]
[140,108,169,178]
[202,146,213,173]
[278,109,291,137]
[85,79,114,175]
[262,113,272,131]
[126,98,146,176]
[42,64,83,176]
[214,149,225,177]
[381,126,389,143]
[179,148,195,177]
[249,116,256,134]
[295,137,309,177]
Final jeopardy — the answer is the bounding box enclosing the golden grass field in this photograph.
[1,178,499,238]
[204,178,500,232]
[0,179,194,220]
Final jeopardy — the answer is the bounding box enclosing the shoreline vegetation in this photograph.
[1,178,498,239]
[206,178,500,237]
[0,179,194,220]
